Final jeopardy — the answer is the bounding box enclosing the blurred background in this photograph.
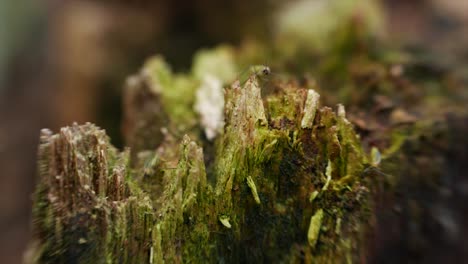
[0,0,467,263]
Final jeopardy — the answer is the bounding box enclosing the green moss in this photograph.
[143,56,199,133]
[28,64,379,263]
[27,1,466,261]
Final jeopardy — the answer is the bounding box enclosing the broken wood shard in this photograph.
[308,209,324,248]
[301,89,320,128]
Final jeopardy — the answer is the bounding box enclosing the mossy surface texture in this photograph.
[29,72,379,263]
[26,1,467,263]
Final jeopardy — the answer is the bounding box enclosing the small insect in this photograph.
[250,65,272,82]
[238,64,272,87]
[254,65,271,76]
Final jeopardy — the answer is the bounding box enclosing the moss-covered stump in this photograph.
[24,0,468,261]
[26,66,387,263]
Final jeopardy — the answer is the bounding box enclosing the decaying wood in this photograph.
[25,5,468,262]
